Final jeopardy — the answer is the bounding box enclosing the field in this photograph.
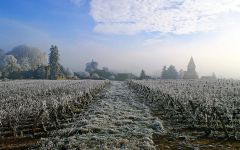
[0,79,240,149]
[0,80,110,149]
[128,79,240,149]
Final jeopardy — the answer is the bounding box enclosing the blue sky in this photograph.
[1,0,240,78]
[0,0,93,43]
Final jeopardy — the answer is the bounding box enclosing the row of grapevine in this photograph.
[128,79,240,139]
[0,80,110,140]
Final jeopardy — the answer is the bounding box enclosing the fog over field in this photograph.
[1,0,240,78]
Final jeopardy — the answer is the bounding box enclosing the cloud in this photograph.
[90,0,240,35]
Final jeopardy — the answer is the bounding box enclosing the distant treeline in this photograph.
[0,45,137,81]
[0,45,216,80]
[0,45,74,80]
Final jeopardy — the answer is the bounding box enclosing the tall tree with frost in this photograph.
[20,57,31,71]
[49,45,60,79]
[4,55,21,74]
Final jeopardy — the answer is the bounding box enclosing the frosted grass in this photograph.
[38,82,164,150]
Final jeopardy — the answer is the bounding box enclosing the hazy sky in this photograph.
[0,0,240,78]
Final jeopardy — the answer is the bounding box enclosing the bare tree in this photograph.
[4,55,21,73]
[7,45,48,70]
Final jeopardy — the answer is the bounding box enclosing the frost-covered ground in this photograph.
[36,81,164,150]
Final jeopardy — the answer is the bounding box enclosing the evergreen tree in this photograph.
[34,66,47,79]
[49,45,60,79]
[139,69,146,80]
[161,65,178,79]
[167,65,178,79]
[85,59,98,73]
[161,66,167,79]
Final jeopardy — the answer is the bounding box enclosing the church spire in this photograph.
[183,56,198,79]
[187,56,196,71]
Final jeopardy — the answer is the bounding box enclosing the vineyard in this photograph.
[36,81,163,150]
[0,80,110,149]
[128,80,240,145]
[1,79,240,149]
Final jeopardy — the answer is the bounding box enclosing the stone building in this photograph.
[183,57,199,79]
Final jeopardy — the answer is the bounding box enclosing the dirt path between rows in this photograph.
[38,81,164,149]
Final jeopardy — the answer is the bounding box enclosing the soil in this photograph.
[0,137,38,150]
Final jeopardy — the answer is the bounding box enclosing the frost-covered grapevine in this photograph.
[128,79,240,139]
[0,80,110,138]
